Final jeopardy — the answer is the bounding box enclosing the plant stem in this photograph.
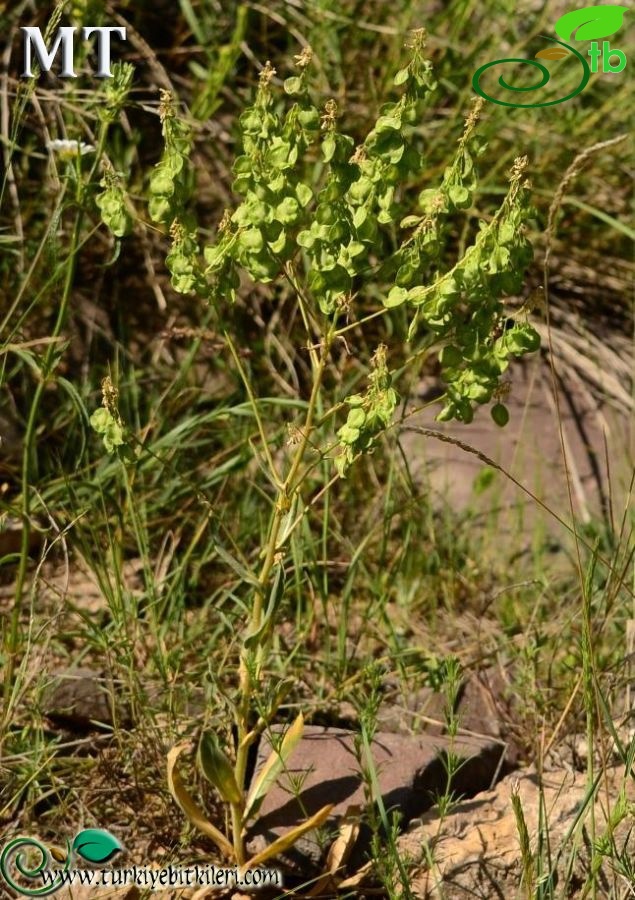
[230,802,246,866]
[230,320,334,861]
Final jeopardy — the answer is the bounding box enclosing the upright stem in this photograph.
[230,321,334,861]
[252,324,333,632]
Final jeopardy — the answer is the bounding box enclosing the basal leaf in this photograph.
[243,802,334,869]
[198,732,243,806]
[554,5,628,41]
[167,742,234,860]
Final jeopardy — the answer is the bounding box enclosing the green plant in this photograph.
[96,32,539,870]
[354,664,414,899]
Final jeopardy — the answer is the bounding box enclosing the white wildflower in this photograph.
[47,139,95,160]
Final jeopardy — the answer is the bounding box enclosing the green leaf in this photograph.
[275,196,300,225]
[214,542,259,587]
[283,76,303,95]
[296,229,316,249]
[384,285,409,308]
[322,134,336,163]
[347,241,365,258]
[268,230,287,254]
[338,424,360,444]
[198,732,243,805]
[239,228,264,252]
[400,214,422,229]
[347,408,366,429]
[296,183,313,208]
[72,829,122,865]
[375,115,401,133]
[448,184,471,209]
[150,169,175,197]
[394,67,410,86]
[204,244,226,270]
[244,713,305,822]
[554,5,628,41]
[244,559,286,650]
[440,345,462,367]
[298,107,320,130]
[239,108,263,134]
[499,325,540,355]
[491,403,510,427]
[102,420,124,453]
[89,407,111,434]
[353,206,369,228]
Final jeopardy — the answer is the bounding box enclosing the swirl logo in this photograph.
[472,4,628,108]
[0,830,122,897]
[0,837,67,897]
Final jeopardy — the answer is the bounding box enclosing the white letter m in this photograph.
[21,27,77,78]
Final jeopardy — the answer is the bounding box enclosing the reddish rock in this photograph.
[247,725,504,871]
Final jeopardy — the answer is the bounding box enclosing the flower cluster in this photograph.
[204,57,320,298]
[149,91,194,225]
[336,345,398,475]
[96,163,132,237]
[90,377,125,454]
[148,32,539,465]
[297,35,436,315]
[401,155,537,424]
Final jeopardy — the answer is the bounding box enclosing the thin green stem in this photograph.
[225,331,281,489]
[230,802,245,866]
[230,320,335,863]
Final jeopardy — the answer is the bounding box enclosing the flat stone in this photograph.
[42,668,130,730]
[377,671,509,742]
[247,725,504,871]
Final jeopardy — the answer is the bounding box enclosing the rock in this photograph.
[401,764,635,898]
[247,725,504,872]
[377,670,509,742]
[456,671,504,740]
[42,668,130,730]
[401,352,633,552]
[0,516,45,557]
[377,686,447,736]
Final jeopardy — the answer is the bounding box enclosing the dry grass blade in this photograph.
[542,132,630,583]
[337,860,373,890]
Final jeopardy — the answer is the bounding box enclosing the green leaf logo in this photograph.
[555,5,628,41]
[72,829,123,865]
